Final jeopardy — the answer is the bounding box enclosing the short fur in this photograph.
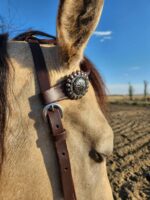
[0,41,113,200]
[13,30,107,112]
[57,0,104,67]
[0,32,107,166]
[0,0,114,199]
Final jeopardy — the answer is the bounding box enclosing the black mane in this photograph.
[0,33,9,168]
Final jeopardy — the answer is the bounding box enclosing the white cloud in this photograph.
[100,39,105,43]
[104,36,112,39]
[93,31,113,42]
[93,31,112,36]
[106,83,144,95]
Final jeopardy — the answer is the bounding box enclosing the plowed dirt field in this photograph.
[107,104,150,200]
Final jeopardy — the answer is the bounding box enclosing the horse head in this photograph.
[0,1,114,199]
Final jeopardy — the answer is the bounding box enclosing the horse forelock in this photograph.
[0,33,9,169]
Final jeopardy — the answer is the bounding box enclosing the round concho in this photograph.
[65,71,89,99]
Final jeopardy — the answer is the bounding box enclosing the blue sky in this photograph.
[0,0,150,94]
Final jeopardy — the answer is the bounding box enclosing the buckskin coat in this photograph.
[0,0,114,199]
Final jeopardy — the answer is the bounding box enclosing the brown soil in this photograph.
[107,104,150,200]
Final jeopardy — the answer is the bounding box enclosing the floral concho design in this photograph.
[65,71,89,100]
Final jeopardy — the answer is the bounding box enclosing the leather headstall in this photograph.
[25,33,90,200]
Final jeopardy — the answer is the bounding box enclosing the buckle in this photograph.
[43,103,63,122]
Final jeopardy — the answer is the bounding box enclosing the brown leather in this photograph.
[13,30,56,43]
[29,42,51,95]
[47,109,76,200]
[28,41,77,200]
[42,82,67,104]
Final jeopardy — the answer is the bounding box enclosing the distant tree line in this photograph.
[128,81,149,101]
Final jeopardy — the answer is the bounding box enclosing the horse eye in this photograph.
[89,149,104,163]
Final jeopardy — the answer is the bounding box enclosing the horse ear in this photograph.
[57,0,104,67]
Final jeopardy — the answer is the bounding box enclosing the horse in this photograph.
[0,0,114,199]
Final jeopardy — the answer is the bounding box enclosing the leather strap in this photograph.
[47,109,76,200]
[28,42,50,94]
[42,82,67,105]
[13,30,56,42]
[28,41,77,200]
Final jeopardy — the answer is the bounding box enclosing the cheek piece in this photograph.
[28,40,90,200]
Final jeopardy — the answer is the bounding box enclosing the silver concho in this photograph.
[65,71,89,99]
